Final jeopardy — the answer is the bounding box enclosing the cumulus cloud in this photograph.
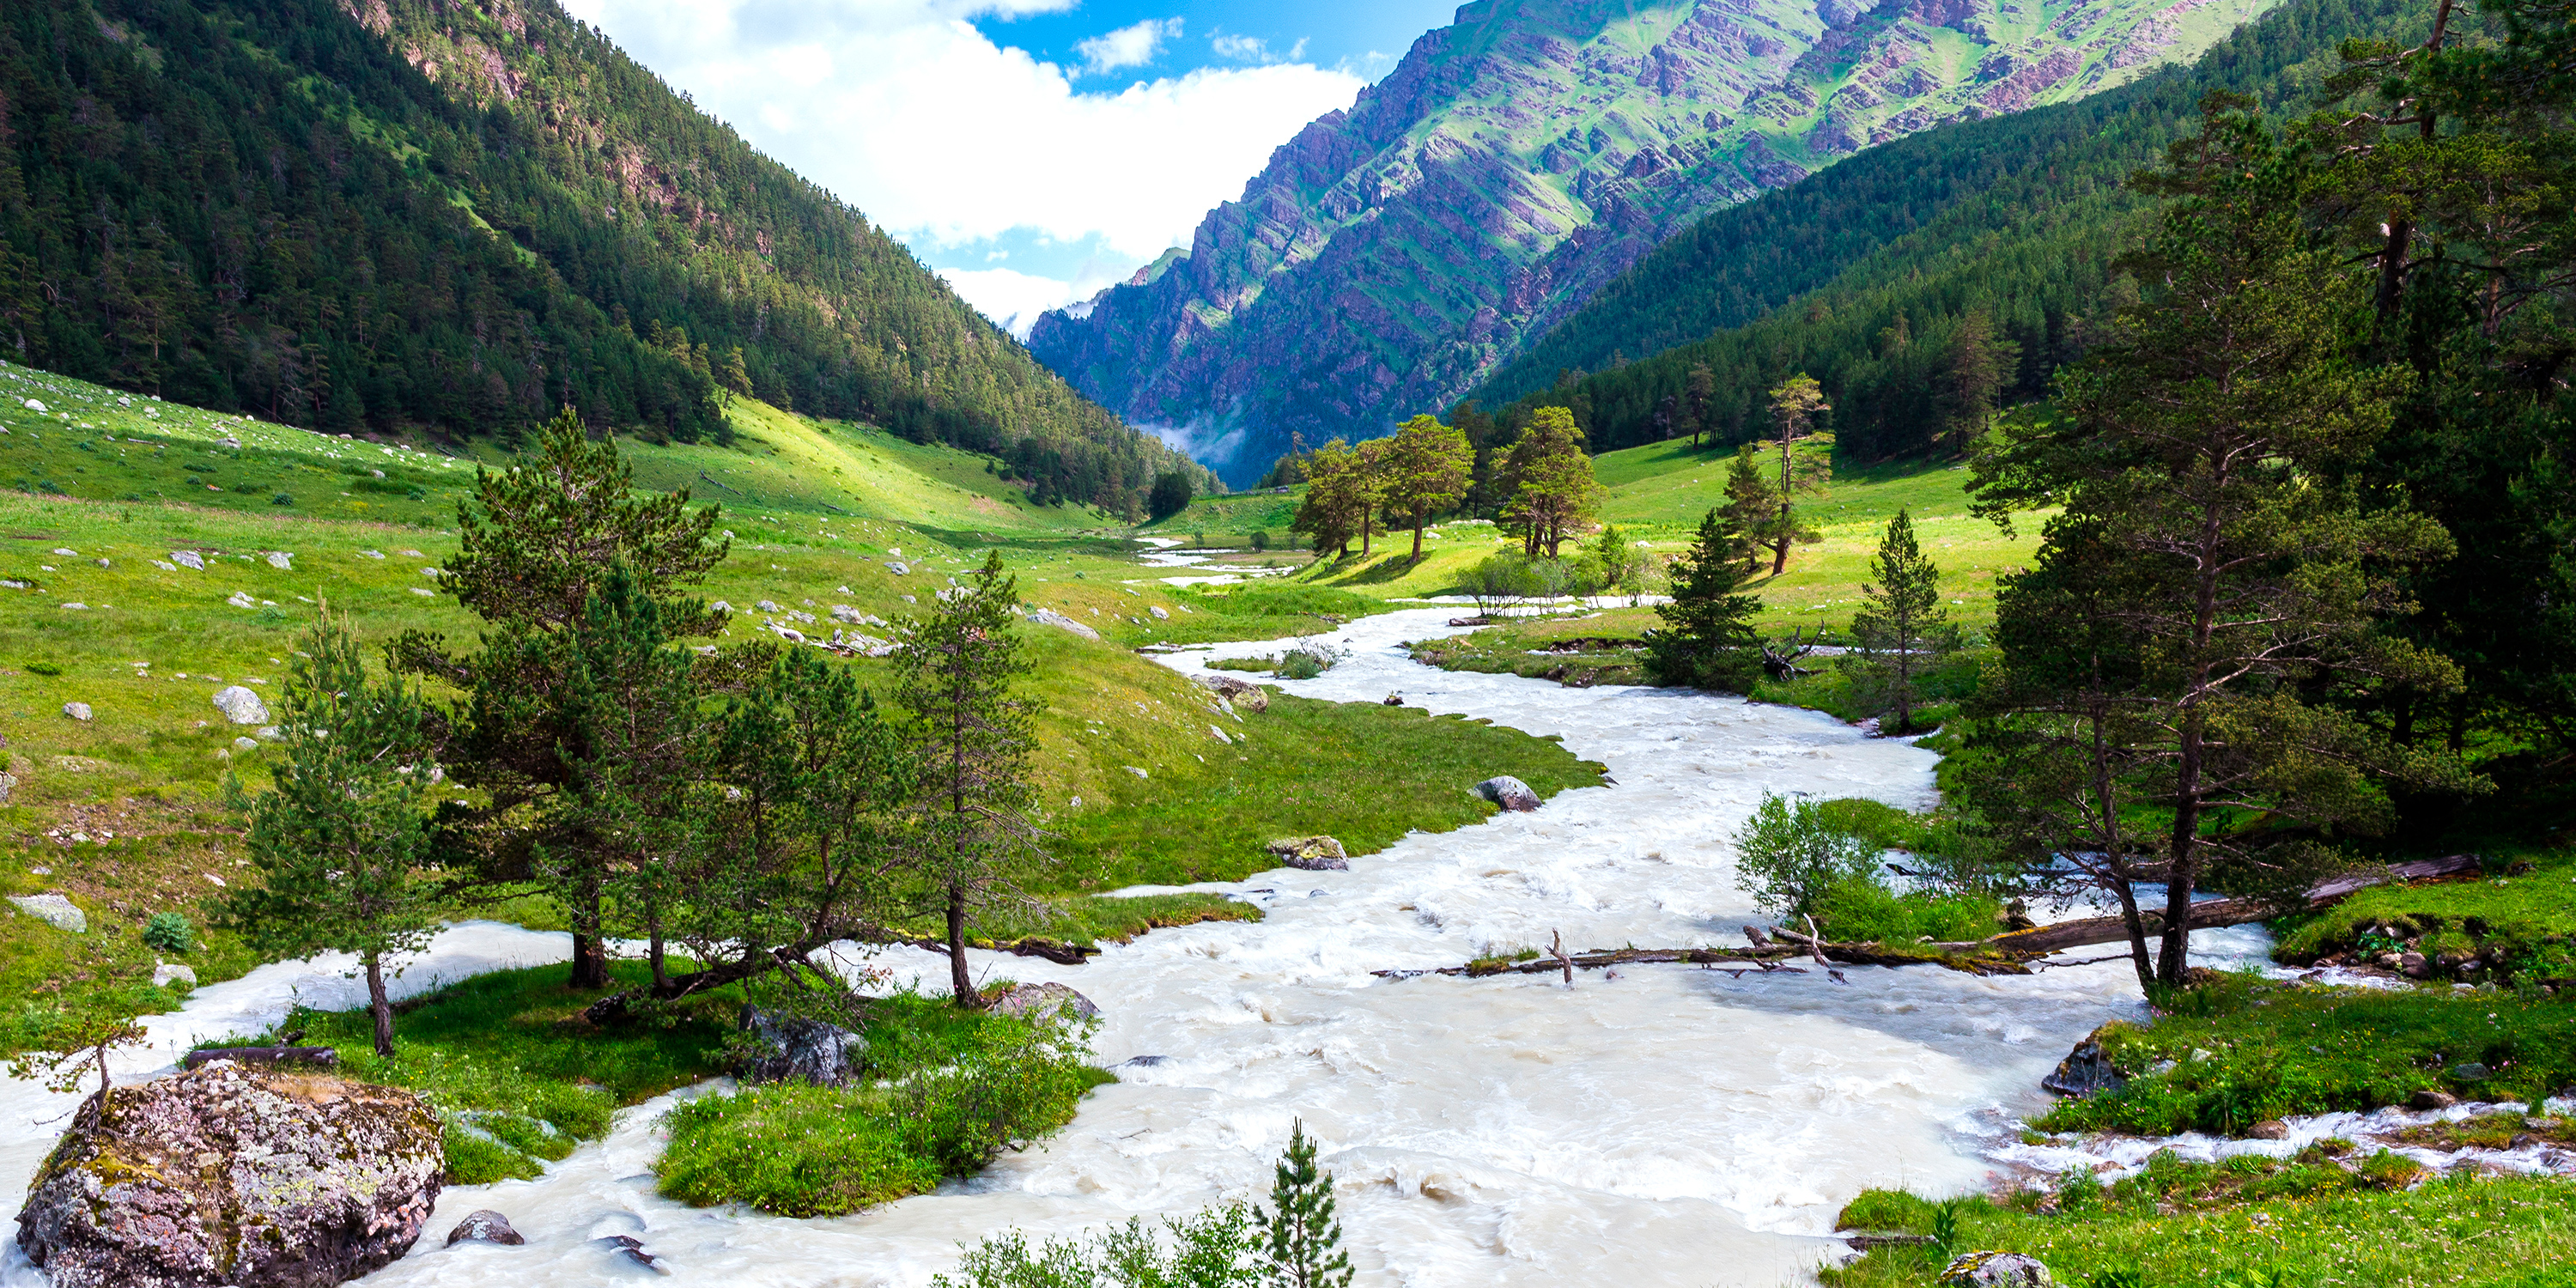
[1075,17,1180,75]
[564,0,1363,301]
[938,263,1128,338]
[1210,31,1308,64]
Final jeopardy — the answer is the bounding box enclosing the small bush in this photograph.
[26,661,62,677]
[141,912,195,955]
[1732,792,1884,919]
[270,492,295,506]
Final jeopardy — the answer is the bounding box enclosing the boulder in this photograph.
[2245,1120,2289,1140]
[15,1061,443,1288]
[152,962,197,989]
[1192,673,1268,712]
[63,702,93,722]
[445,1210,524,1247]
[1149,605,1170,620]
[169,550,205,570]
[2409,1089,2459,1110]
[9,893,86,934]
[264,552,293,570]
[1938,1251,2054,1287]
[738,1008,868,1088]
[1030,608,1100,641]
[1473,775,1541,812]
[887,561,910,575]
[988,981,1101,1023]
[595,1235,665,1272]
[1267,836,1350,872]
[0,772,15,805]
[2039,1028,2126,1099]
[211,686,269,725]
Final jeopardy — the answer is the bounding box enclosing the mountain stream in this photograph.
[0,607,2277,1286]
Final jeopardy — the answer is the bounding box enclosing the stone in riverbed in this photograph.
[2245,1120,2289,1140]
[988,981,1101,1023]
[446,1210,525,1246]
[2409,1089,2459,1110]
[1267,835,1349,871]
[1939,1251,2054,1287]
[2040,1026,2126,1099]
[738,1007,868,1088]
[15,1061,443,1288]
[1473,775,1540,812]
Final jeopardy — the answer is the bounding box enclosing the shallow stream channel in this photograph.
[0,607,2281,1286]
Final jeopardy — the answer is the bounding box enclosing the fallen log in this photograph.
[1960,853,2483,957]
[1378,854,2487,983]
[182,1046,338,1071]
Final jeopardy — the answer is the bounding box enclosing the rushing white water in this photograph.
[1,608,2278,1286]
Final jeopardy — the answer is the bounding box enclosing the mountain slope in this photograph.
[0,0,1210,513]
[1475,0,2433,459]
[1028,0,2279,482]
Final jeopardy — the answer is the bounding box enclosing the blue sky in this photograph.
[563,0,1462,334]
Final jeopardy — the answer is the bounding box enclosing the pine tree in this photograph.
[895,552,1043,1007]
[1759,375,1833,575]
[1937,309,2018,457]
[1848,508,1947,733]
[225,611,443,1056]
[1376,414,1473,557]
[1645,508,1764,691]
[1685,362,1716,448]
[1255,1121,1352,1288]
[1498,407,1602,558]
[1720,444,1779,574]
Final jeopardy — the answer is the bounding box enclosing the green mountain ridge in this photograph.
[0,0,1211,514]
[1029,0,2277,482]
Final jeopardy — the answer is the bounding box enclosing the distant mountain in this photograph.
[1029,0,2280,483]
[0,0,1209,513]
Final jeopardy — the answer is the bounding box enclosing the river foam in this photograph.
[4,607,2270,1286]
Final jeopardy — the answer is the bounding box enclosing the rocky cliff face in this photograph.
[1029,0,2277,481]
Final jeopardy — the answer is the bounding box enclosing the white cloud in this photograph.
[1209,31,1307,64]
[1075,17,1179,75]
[564,0,1364,302]
[938,265,1088,337]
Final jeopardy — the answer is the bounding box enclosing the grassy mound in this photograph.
[655,992,1109,1217]
[1828,1163,2576,1288]
[2271,852,2576,986]
[2034,978,2576,1137]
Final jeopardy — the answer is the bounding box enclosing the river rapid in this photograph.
[0,607,2272,1287]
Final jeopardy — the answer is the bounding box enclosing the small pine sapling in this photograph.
[1255,1120,1353,1288]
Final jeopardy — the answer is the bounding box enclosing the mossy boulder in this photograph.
[15,1061,443,1287]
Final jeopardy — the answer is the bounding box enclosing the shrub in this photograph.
[933,1206,1265,1288]
[142,912,195,955]
[270,492,295,506]
[26,661,62,677]
[1732,792,1884,919]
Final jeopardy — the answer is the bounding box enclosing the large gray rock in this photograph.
[62,702,92,722]
[988,982,1101,1024]
[15,1061,444,1288]
[1938,1252,2054,1287]
[1192,672,1269,713]
[738,1009,868,1088]
[1474,775,1541,812]
[10,893,85,934]
[2040,1027,2126,1099]
[168,550,205,570]
[211,686,268,725]
[1267,835,1350,871]
[1030,608,1101,641]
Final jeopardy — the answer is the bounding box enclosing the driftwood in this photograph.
[1378,854,2487,984]
[182,1046,338,1070]
[1760,629,1820,681]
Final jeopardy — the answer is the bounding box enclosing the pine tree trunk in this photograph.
[2159,703,2206,988]
[569,881,609,989]
[648,910,669,993]
[1411,520,1425,559]
[365,952,394,1058]
[946,883,976,1007]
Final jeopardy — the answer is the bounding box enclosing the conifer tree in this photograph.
[1720,444,1779,574]
[226,611,443,1056]
[1255,1121,1352,1288]
[1498,407,1603,558]
[1848,508,1947,733]
[895,551,1043,1007]
[1645,508,1764,691]
[1685,362,1716,448]
[1937,309,2018,457]
[1759,375,1833,575]
[1376,414,1473,558]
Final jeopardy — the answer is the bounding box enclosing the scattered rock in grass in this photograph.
[231,737,258,752]
[756,599,781,612]
[9,893,85,934]
[211,685,269,725]
[265,551,292,570]
[2041,1027,2127,1099]
[1474,775,1541,812]
[226,591,256,609]
[168,550,204,569]
[361,550,386,560]
[988,981,1101,1023]
[710,600,732,613]
[1030,608,1100,640]
[14,1062,442,1288]
[1209,724,1232,744]
[1938,1251,2053,1287]
[152,961,197,988]
[1267,836,1350,871]
[0,773,14,804]
[2410,1089,2460,1110]
[61,702,92,722]
[447,1210,525,1247]
[738,1008,868,1088]
[2247,1120,2289,1140]
[1124,765,1148,778]
[1192,673,1269,712]
[887,561,910,575]
[1149,605,1170,619]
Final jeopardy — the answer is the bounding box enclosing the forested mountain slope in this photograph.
[1473,0,2435,459]
[1029,0,2278,483]
[0,0,1210,513]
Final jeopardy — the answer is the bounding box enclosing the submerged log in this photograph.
[1381,854,2487,984]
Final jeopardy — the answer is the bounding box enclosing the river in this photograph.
[0,607,2276,1286]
